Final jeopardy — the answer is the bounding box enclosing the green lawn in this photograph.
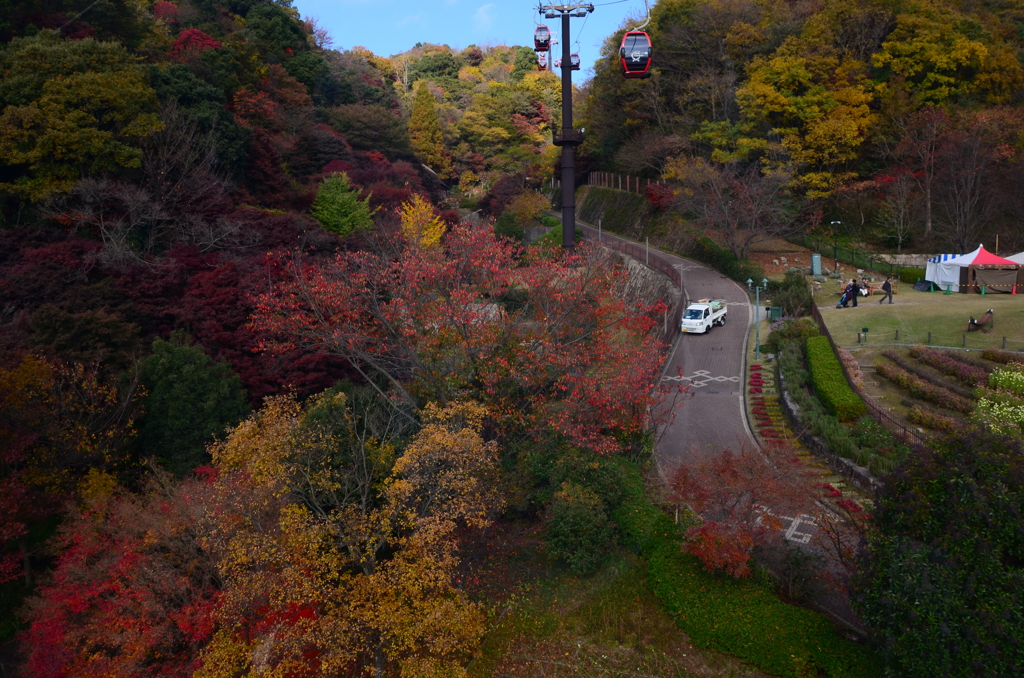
[813,285,1024,351]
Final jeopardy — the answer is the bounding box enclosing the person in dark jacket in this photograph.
[879,277,894,304]
[849,279,861,307]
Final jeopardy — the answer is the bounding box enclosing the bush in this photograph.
[982,348,1024,365]
[545,482,613,576]
[771,270,813,317]
[612,459,880,677]
[883,351,976,400]
[907,405,962,434]
[875,360,975,413]
[805,336,866,422]
[492,211,524,242]
[908,346,988,386]
[989,366,1024,395]
[684,235,765,284]
[899,266,925,283]
[532,222,581,247]
[858,431,1024,676]
[764,317,820,354]
[539,214,560,228]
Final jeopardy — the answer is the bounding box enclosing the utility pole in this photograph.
[540,3,594,252]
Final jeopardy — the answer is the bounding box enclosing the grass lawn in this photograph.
[813,285,1024,351]
[470,549,768,678]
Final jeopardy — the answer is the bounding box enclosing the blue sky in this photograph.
[291,0,648,79]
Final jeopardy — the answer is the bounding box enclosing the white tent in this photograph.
[925,252,964,291]
[1007,251,1024,265]
[925,246,1019,293]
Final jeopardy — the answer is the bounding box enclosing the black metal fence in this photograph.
[810,301,927,448]
[790,235,910,278]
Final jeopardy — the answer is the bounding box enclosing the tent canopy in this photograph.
[1007,251,1024,264]
[925,246,1017,292]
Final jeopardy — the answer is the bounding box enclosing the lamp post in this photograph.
[829,220,841,275]
[747,277,769,359]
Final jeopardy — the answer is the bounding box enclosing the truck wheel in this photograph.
[721,315,726,325]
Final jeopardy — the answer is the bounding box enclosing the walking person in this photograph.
[879,277,894,304]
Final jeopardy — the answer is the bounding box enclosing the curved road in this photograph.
[576,223,758,478]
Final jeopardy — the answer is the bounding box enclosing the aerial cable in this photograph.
[629,0,651,31]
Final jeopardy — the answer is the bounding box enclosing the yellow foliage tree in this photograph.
[399,194,446,248]
[200,393,500,678]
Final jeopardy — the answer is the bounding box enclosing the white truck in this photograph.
[680,299,727,334]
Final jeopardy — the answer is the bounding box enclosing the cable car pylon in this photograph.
[536,2,594,252]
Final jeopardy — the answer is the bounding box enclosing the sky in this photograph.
[291,0,649,80]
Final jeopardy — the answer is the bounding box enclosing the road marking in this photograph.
[662,370,741,387]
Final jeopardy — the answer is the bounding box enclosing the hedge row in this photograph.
[908,346,988,387]
[981,348,1024,365]
[882,351,976,401]
[612,459,880,677]
[806,336,866,422]
[875,360,975,413]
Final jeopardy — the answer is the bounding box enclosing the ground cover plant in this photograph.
[881,350,976,400]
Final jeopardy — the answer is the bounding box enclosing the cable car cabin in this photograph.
[553,58,561,68]
[534,26,551,52]
[619,31,652,78]
[537,53,547,71]
[569,53,581,70]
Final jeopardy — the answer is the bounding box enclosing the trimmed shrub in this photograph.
[981,348,1024,365]
[883,351,976,400]
[899,266,925,283]
[875,360,975,413]
[907,405,962,434]
[908,346,988,386]
[805,336,866,421]
[545,482,613,576]
[764,317,820,354]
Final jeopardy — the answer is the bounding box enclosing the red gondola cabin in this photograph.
[534,26,551,52]
[537,53,547,71]
[619,31,652,78]
[569,53,581,70]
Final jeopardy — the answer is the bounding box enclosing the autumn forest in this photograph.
[2,0,1024,675]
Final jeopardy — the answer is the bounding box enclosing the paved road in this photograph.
[576,224,758,480]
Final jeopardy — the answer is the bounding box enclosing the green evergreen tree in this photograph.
[511,46,537,82]
[408,81,452,178]
[310,172,375,236]
[139,332,249,476]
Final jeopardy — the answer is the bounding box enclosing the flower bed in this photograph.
[875,360,975,414]
[908,346,988,387]
[972,398,1024,436]
[989,366,1024,396]
[907,405,961,434]
[982,348,1024,365]
[882,351,976,400]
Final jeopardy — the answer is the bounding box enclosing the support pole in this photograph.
[559,10,575,253]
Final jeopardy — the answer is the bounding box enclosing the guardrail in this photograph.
[810,302,927,448]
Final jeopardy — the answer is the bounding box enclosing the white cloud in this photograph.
[473,3,495,32]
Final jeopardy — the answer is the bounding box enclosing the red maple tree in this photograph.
[251,224,675,453]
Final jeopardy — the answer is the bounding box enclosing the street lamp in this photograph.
[829,221,841,275]
[747,277,769,359]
